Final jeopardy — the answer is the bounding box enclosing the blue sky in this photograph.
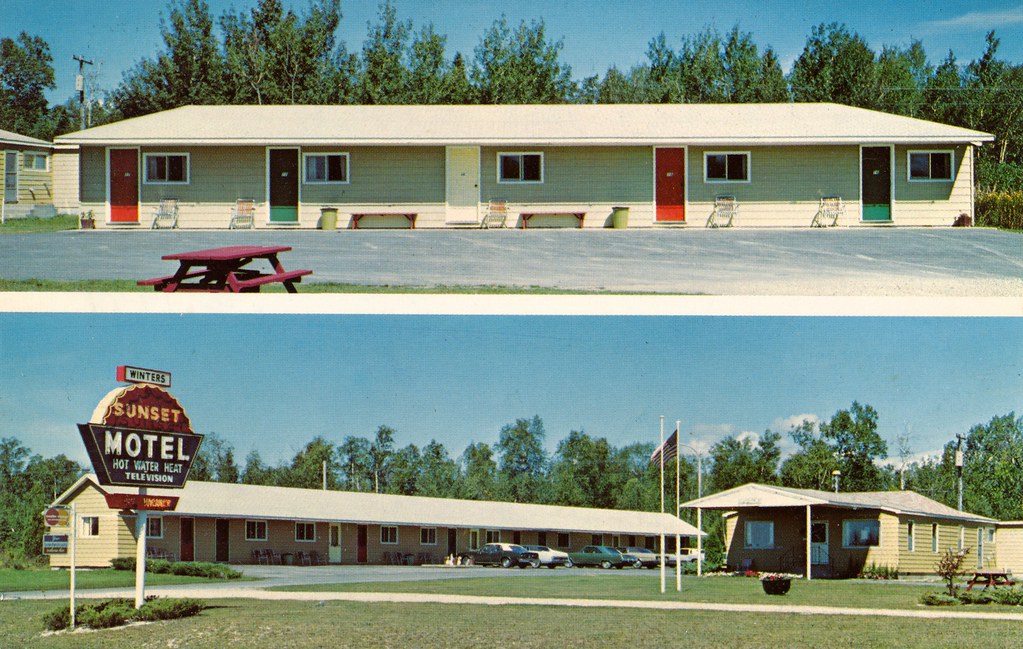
[2,312,1020,470]
[5,0,1023,106]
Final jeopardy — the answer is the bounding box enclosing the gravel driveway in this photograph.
[1,228,1020,296]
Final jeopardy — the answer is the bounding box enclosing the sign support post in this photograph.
[134,488,148,608]
[70,503,76,629]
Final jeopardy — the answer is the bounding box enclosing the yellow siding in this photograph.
[2,147,54,206]
[995,526,1023,573]
[893,144,974,226]
[896,516,993,573]
[49,483,135,569]
[52,149,80,213]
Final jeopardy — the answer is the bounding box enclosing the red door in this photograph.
[655,148,686,222]
[180,517,194,561]
[109,149,139,222]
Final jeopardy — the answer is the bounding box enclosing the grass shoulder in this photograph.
[0,566,251,593]
[0,215,80,234]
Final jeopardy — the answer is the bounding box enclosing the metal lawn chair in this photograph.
[706,195,738,228]
[229,198,256,229]
[150,198,179,229]
[811,196,844,227]
[480,199,507,229]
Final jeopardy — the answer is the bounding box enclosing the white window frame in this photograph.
[704,151,751,184]
[146,516,164,539]
[497,152,544,184]
[380,525,399,545]
[245,519,268,542]
[23,152,49,172]
[295,522,316,543]
[907,150,954,182]
[743,521,774,549]
[420,527,437,546]
[841,519,880,549]
[143,153,190,185]
[81,516,100,537]
[303,152,350,184]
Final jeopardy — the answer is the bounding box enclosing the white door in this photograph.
[445,146,480,223]
[810,521,829,565]
[4,152,18,203]
[329,524,342,564]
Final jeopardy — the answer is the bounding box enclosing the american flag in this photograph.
[650,427,678,465]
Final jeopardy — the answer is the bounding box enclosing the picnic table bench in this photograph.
[520,212,585,229]
[966,570,1016,591]
[138,245,312,293]
[350,212,417,229]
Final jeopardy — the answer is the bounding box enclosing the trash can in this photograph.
[319,207,338,230]
[282,553,294,565]
[612,206,629,229]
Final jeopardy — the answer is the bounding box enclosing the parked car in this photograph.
[654,547,706,566]
[567,545,635,569]
[457,543,528,568]
[617,546,660,569]
[521,545,570,568]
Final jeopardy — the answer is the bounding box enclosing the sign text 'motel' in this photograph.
[79,424,202,489]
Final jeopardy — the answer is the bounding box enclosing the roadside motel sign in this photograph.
[104,493,179,511]
[78,381,203,489]
[116,365,171,388]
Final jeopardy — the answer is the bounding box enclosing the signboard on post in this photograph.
[78,370,200,609]
[44,507,71,527]
[43,534,69,555]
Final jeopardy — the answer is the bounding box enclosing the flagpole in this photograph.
[675,419,681,592]
[659,415,665,594]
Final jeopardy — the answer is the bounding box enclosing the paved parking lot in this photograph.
[1,228,1020,295]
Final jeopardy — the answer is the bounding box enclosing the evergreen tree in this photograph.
[472,16,575,103]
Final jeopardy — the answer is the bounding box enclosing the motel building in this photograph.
[46,474,703,568]
[50,103,992,230]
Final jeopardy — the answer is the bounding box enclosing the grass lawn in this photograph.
[3,598,1023,649]
[0,568,249,593]
[0,215,80,234]
[272,572,1018,613]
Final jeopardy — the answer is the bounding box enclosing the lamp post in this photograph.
[676,440,704,577]
[832,470,841,493]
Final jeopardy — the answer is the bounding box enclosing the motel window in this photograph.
[420,528,437,545]
[704,152,749,183]
[304,153,349,183]
[557,533,570,548]
[144,153,189,184]
[81,516,100,537]
[296,522,316,542]
[498,153,543,183]
[146,516,163,539]
[537,531,547,546]
[380,526,398,544]
[931,524,939,553]
[958,526,964,551]
[842,520,880,548]
[987,528,996,544]
[744,521,774,549]
[645,536,657,550]
[908,522,915,552]
[470,530,479,549]
[592,534,603,546]
[908,151,953,181]
[485,530,501,543]
[245,520,268,541]
[23,152,48,172]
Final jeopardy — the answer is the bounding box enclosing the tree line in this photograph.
[1,0,1020,186]
[4,404,1021,563]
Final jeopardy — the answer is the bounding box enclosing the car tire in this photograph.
[547,564,557,569]
[633,560,643,569]
[460,556,473,566]
[601,560,612,569]
[501,557,513,569]
[565,558,574,568]
[529,558,541,569]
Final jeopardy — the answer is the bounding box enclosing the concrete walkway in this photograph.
[7,568,1023,622]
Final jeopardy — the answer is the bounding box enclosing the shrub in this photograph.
[958,589,997,605]
[859,563,899,580]
[79,602,133,629]
[109,558,240,580]
[975,190,1023,230]
[42,597,205,631]
[137,597,205,621]
[920,592,959,606]
[992,587,1023,606]
[110,557,135,571]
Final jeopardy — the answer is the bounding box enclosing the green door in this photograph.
[269,148,299,222]
[861,147,892,222]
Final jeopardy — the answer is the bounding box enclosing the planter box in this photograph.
[762,578,791,595]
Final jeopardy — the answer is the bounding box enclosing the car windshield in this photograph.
[510,545,526,552]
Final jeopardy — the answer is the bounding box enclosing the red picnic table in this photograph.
[138,245,312,293]
[966,570,1016,591]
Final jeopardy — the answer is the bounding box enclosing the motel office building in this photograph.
[47,475,702,568]
[50,103,993,230]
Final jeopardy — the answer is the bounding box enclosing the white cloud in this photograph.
[771,413,820,432]
[922,7,1023,30]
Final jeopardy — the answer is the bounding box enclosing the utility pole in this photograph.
[73,55,94,130]
[955,434,965,511]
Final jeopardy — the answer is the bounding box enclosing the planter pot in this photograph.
[761,578,791,595]
[80,217,95,230]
